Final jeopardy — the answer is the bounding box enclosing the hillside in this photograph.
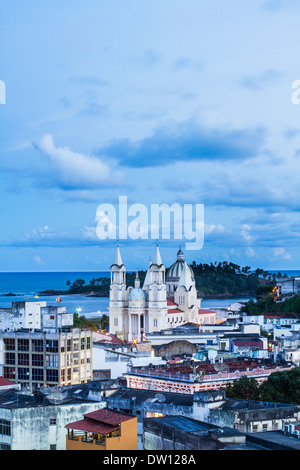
[241,293,300,316]
[63,261,275,298]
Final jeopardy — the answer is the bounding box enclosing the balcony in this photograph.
[66,429,121,450]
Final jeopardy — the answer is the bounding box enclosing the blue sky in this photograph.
[1,0,300,272]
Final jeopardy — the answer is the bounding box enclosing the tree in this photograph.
[224,376,260,400]
[259,368,300,404]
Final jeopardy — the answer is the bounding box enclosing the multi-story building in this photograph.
[0,301,92,391]
[65,408,137,450]
[124,359,294,395]
[0,383,104,450]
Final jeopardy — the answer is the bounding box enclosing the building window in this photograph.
[3,367,15,380]
[50,419,56,426]
[18,353,30,366]
[18,367,30,380]
[46,355,59,368]
[32,368,44,381]
[46,340,59,353]
[0,444,10,450]
[5,352,15,365]
[32,339,44,352]
[18,339,29,351]
[32,354,43,367]
[46,369,59,383]
[0,420,11,436]
[4,338,15,350]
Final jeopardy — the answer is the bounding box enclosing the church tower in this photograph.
[143,244,167,332]
[109,244,127,338]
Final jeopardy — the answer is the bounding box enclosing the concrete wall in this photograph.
[143,420,220,451]
[5,401,104,450]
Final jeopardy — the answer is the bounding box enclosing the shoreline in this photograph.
[0,290,254,300]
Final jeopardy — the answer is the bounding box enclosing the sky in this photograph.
[1,0,300,272]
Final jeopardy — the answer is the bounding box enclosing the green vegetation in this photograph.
[224,367,300,405]
[66,271,146,296]
[65,262,285,298]
[241,293,300,316]
[191,262,270,297]
[73,312,109,331]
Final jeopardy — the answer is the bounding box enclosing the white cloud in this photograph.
[245,247,256,258]
[33,134,123,190]
[241,224,252,243]
[272,247,291,260]
[33,255,44,266]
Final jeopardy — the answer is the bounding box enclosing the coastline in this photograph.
[0,289,255,299]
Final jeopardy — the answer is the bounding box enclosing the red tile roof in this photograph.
[65,409,133,434]
[167,299,177,306]
[83,409,133,426]
[65,417,119,434]
[0,377,15,387]
[168,308,184,314]
[198,308,216,315]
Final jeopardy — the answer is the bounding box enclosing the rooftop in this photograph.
[65,408,134,434]
[107,387,194,407]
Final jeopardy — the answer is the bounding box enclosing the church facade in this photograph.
[109,245,201,341]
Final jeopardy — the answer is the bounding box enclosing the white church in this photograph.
[109,245,202,341]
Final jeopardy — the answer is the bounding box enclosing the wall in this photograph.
[8,401,103,450]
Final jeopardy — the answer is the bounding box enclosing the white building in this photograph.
[277,277,300,296]
[109,246,201,342]
[0,388,103,450]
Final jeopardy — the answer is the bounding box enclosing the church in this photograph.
[109,245,202,341]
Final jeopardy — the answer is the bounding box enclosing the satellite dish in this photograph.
[19,385,32,395]
[40,386,52,395]
[214,363,229,373]
[41,385,68,404]
[155,393,166,403]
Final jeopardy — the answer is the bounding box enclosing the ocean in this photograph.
[0,270,299,319]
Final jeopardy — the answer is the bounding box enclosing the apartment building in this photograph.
[0,301,92,391]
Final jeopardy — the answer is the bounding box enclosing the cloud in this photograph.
[272,247,291,260]
[262,0,299,11]
[245,247,256,258]
[33,134,123,190]
[137,49,162,67]
[240,69,283,91]
[33,255,45,266]
[241,224,253,243]
[172,57,203,72]
[95,119,266,168]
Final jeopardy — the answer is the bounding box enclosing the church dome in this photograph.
[166,248,194,281]
[129,287,146,301]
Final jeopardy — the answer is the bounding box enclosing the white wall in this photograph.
[7,401,104,450]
